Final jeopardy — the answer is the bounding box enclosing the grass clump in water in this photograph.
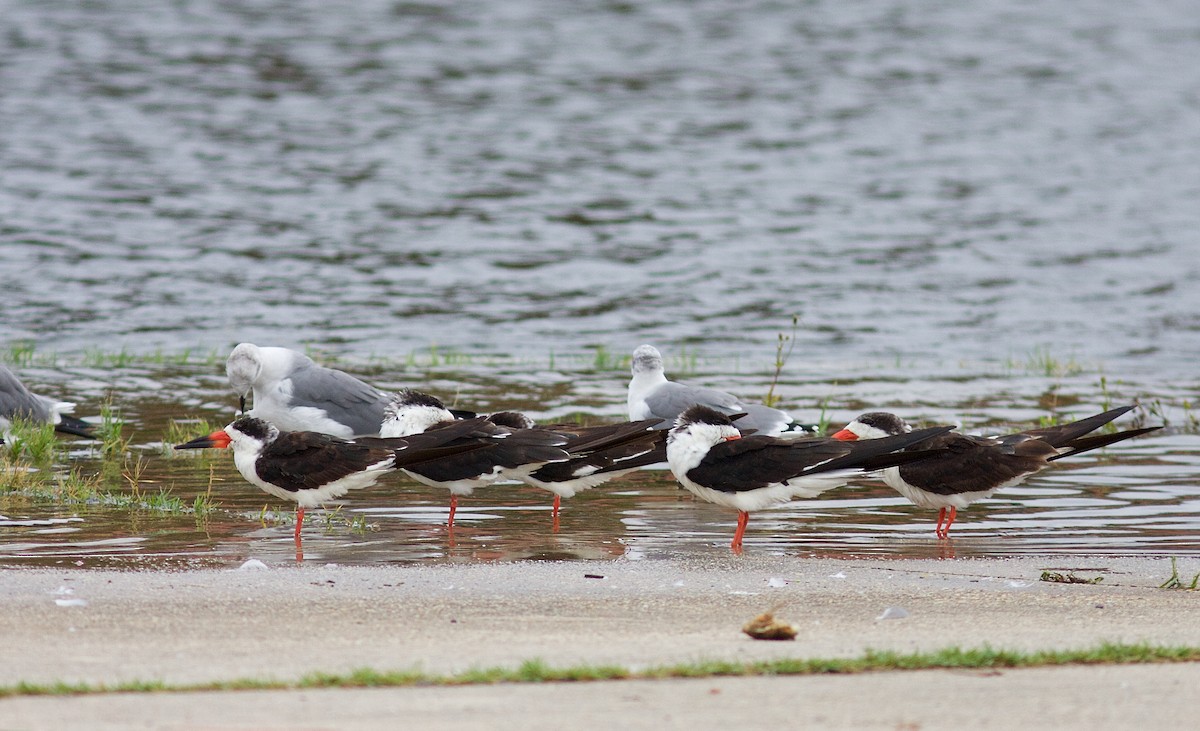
[1018,346,1085,378]
[257,505,373,535]
[96,401,130,459]
[0,457,197,517]
[142,347,223,366]
[162,417,221,454]
[321,505,375,534]
[405,344,474,369]
[192,494,218,522]
[0,461,42,493]
[82,347,137,369]
[591,344,616,371]
[3,418,58,464]
[764,315,799,408]
[3,340,46,367]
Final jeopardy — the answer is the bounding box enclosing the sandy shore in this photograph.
[1,555,1198,729]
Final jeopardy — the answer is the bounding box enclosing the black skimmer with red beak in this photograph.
[175,415,491,546]
[379,390,573,528]
[831,406,1162,538]
[628,345,817,435]
[484,411,665,522]
[0,365,94,442]
[666,405,953,552]
[225,343,476,439]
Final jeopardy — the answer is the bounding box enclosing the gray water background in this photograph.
[2,0,1198,378]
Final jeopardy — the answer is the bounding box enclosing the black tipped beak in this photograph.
[175,429,231,450]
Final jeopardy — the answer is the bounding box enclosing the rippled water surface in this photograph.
[4,0,1200,372]
[2,1,1199,565]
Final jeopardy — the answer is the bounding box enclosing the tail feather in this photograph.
[563,420,662,455]
[587,441,668,473]
[1049,426,1162,461]
[1025,405,1136,447]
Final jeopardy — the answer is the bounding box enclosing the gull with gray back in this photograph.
[0,365,94,442]
[226,343,393,439]
[628,344,816,435]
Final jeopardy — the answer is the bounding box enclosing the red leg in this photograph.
[935,507,947,539]
[943,506,958,538]
[294,507,305,543]
[731,511,750,553]
[447,495,457,529]
[552,495,561,519]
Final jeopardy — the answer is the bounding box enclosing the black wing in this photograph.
[529,430,666,481]
[397,418,572,482]
[685,436,848,493]
[896,432,1048,496]
[257,432,394,493]
[688,426,954,493]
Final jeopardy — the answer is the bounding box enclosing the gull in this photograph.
[628,344,815,435]
[0,365,94,442]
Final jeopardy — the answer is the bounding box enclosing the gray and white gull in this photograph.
[627,344,816,436]
[0,365,94,442]
[226,343,392,439]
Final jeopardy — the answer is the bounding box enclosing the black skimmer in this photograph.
[484,411,665,521]
[666,405,953,552]
[175,415,491,546]
[379,390,574,528]
[0,365,94,443]
[831,406,1162,538]
[628,345,816,435]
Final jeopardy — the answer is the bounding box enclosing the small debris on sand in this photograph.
[742,611,797,641]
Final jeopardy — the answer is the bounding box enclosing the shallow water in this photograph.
[2,363,1199,567]
[1,1,1199,565]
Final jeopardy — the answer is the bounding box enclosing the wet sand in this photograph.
[1,555,1198,728]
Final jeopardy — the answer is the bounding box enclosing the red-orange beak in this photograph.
[723,434,742,442]
[175,429,232,450]
[830,428,857,441]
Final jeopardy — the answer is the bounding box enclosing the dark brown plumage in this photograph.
[832,405,1162,538]
[667,405,953,551]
